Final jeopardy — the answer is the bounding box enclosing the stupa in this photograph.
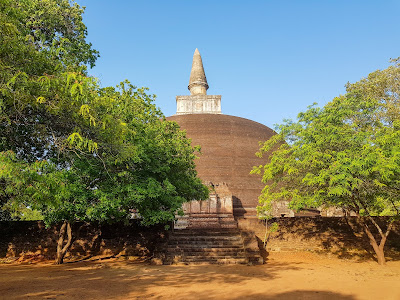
[166,49,285,219]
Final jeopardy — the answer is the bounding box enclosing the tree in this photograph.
[0,0,208,264]
[253,59,400,265]
[257,203,278,248]
[1,0,99,222]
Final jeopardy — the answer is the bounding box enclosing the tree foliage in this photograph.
[253,59,400,265]
[0,0,208,263]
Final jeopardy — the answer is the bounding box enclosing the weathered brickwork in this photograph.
[0,221,168,262]
[237,217,400,257]
[167,114,275,217]
[2,218,398,263]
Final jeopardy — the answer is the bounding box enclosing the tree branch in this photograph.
[357,197,385,238]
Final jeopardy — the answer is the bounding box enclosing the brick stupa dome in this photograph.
[166,114,275,217]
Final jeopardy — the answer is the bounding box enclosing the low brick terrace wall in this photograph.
[1,217,399,263]
[238,217,400,260]
[0,221,168,263]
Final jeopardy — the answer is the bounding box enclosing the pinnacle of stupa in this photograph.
[188,48,209,95]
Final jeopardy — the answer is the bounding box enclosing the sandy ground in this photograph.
[0,252,399,300]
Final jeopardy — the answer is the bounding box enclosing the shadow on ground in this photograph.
[230,290,356,300]
[177,290,356,300]
[0,260,301,299]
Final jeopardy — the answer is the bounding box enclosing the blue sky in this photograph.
[80,0,400,128]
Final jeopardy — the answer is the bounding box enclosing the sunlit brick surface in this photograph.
[167,114,275,217]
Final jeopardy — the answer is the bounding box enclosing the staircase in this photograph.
[161,185,262,265]
[165,228,249,264]
[163,221,263,265]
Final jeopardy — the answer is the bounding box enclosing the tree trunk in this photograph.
[361,218,393,266]
[263,220,269,248]
[55,221,73,264]
[364,228,386,265]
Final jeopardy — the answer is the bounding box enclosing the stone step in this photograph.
[171,256,248,264]
[167,241,243,248]
[168,240,243,245]
[187,220,237,226]
[186,223,237,229]
[170,233,239,238]
[167,246,244,252]
[188,213,234,218]
[168,241,243,246]
[188,216,236,221]
[187,220,236,225]
[168,251,245,257]
[169,235,242,241]
[171,229,240,236]
[167,246,243,252]
[170,235,240,239]
[186,225,238,230]
[168,240,242,245]
[188,217,220,221]
[188,220,237,225]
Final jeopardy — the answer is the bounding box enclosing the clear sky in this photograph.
[79,0,400,128]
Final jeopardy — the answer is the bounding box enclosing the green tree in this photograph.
[257,203,278,248]
[0,0,208,264]
[1,0,99,221]
[253,60,400,265]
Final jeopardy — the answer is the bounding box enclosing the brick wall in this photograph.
[0,221,168,262]
[1,217,399,263]
[238,217,400,259]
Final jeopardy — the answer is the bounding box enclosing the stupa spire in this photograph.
[176,49,221,115]
[188,48,209,95]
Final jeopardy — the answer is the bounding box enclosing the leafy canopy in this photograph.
[0,0,208,225]
[253,59,400,220]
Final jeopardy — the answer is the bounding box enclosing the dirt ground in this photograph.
[0,252,399,300]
